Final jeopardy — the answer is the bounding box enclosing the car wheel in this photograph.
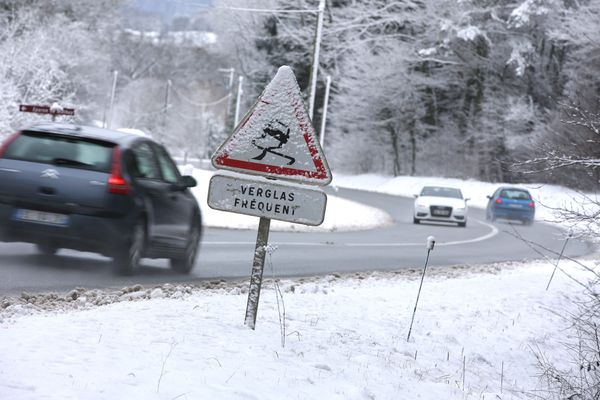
[114,219,145,276]
[170,219,201,274]
[458,221,466,227]
[413,217,420,224]
[524,219,533,226]
[36,244,58,256]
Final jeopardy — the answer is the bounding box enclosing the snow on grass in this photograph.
[2,170,598,399]
[0,259,594,399]
[332,173,600,232]
[183,167,599,235]
[187,168,393,232]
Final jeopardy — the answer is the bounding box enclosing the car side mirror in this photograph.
[486,195,492,199]
[465,198,470,202]
[413,194,419,198]
[181,175,197,188]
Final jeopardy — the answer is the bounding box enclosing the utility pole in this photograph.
[106,70,118,129]
[218,67,236,129]
[234,75,244,127]
[319,75,331,147]
[161,79,172,144]
[308,0,325,120]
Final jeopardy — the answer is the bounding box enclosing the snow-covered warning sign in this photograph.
[211,66,331,186]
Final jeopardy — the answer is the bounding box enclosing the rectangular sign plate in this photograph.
[19,104,75,116]
[207,174,327,226]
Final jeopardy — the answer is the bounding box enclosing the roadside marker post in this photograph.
[407,236,435,342]
[209,66,332,330]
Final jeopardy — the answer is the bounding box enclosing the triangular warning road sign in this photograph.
[211,66,332,186]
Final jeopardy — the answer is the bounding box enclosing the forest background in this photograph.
[0,0,597,189]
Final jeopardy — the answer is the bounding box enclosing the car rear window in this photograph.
[2,131,114,173]
[499,189,531,200]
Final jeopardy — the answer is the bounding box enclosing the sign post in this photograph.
[244,217,271,329]
[210,66,332,329]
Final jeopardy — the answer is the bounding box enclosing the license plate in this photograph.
[432,209,450,216]
[14,209,69,226]
[508,204,523,209]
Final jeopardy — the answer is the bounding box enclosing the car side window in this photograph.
[132,143,160,180]
[155,146,181,185]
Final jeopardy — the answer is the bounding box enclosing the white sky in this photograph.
[0,170,596,399]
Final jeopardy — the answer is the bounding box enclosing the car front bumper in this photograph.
[415,205,466,223]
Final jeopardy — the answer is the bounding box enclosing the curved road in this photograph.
[0,188,592,294]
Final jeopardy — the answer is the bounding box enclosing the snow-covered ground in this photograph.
[187,168,394,232]
[191,168,598,233]
[333,173,600,233]
[1,171,598,399]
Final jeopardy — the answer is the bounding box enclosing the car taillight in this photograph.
[108,146,129,195]
[495,198,503,204]
[528,201,535,207]
[0,132,20,158]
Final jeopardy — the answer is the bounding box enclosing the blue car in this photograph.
[486,186,535,225]
[0,123,202,275]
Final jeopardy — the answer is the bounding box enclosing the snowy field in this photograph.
[189,166,600,234]
[1,171,598,399]
[187,168,394,232]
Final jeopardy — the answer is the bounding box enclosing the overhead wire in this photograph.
[171,85,231,107]
[172,1,318,14]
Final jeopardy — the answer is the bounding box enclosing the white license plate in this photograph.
[508,204,523,209]
[14,209,69,226]
[432,210,450,216]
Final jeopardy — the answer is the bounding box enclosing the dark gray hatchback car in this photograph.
[0,123,201,275]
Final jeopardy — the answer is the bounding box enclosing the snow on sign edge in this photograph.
[211,66,332,186]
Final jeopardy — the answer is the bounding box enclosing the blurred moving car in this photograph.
[486,186,535,225]
[413,186,468,227]
[0,123,202,275]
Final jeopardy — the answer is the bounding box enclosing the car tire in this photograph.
[170,218,201,274]
[36,244,58,256]
[114,219,145,276]
[524,219,533,226]
[413,217,420,224]
[458,221,466,227]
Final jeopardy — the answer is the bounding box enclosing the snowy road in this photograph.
[0,188,591,295]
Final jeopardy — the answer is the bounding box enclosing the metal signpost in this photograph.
[210,66,331,329]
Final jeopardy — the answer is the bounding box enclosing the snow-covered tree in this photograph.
[0,0,124,136]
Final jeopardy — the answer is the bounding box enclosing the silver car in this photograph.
[413,186,469,227]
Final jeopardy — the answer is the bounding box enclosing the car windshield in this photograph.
[499,189,531,200]
[420,186,463,199]
[3,131,114,173]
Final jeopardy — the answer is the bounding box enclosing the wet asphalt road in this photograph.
[0,188,592,295]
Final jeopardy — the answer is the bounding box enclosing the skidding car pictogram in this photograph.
[251,120,295,165]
